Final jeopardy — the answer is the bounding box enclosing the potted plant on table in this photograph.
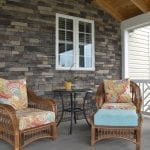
[64,65,79,90]
[64,76,79,90]
[64,79,72,90]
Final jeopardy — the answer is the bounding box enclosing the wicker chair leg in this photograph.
[91,125,96,146]
[51,123,57,140]
[136,129,141,150]
[14,131,20,150]
[136,144,140,150]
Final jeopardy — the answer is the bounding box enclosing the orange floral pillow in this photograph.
[0,78,28,110]
[104,79,132,103]
[0,78,11,99]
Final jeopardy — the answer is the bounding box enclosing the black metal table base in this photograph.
[53,89,91,134]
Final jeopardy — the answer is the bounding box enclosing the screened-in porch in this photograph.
[0,0,150,150]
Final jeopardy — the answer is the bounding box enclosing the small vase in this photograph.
[64,81,72,90]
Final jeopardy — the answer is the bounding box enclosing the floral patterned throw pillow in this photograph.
[0,78,28,110]
[104,79,132,103]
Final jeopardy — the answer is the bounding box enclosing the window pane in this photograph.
[66,55,73,67]
[66,31,73,42]
[85,57,92,67]
[84,44,92,56]
[79,56,92,68]
[66,19,73,30]
[59,30,65,41]
[86,34,91,44]
[59,52,73,67]
[59,54,65,67]
[59,43,65,53]
[79,45,84,56]
[59,17,65,29]
[79,22,84,32]
[79,56,85,67]
[79,33,84,43]
[67,44,73,52]
[86,23,91,33]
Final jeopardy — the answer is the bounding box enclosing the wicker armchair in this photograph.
[0,87,57,150]
[90,80,142,150]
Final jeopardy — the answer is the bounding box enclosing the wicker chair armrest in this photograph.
[89,112,95,125]
[134,96,142,114]
[96,95,105,109]
[131,81,143,114]
[0,103,19,131]
[27,88,57,114]
[95,83,105,109]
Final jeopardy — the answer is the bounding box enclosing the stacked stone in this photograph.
[0,0,121,95]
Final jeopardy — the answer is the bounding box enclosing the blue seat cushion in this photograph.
[94,109,138,126]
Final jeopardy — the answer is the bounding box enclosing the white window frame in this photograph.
[55,13,95,71]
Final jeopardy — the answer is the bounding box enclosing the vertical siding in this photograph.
[128,26,150,79]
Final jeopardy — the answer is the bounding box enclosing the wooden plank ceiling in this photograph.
[91,0,150,21]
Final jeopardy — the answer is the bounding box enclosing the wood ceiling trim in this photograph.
[130,0,149,12]
[111,0,130,9]
[93,0,124,21]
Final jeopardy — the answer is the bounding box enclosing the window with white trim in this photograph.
[56,13,95,71]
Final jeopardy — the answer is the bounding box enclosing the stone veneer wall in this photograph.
[0,0,121,96]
